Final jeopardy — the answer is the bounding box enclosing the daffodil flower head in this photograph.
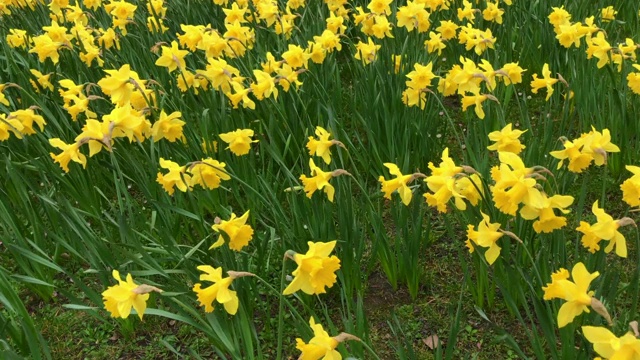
[189,158,231,190]
[466,212,504,264]
[542,262,599,328]
[151,111,185,142]
[283,241,341,295]
[582,326,640,359]
[487,123,526,154]
[210,210,254,251]
[519,193,574,233]
[424,148,466,212]
[582,127,620,166]
[192,265,239,315]
[154,41,189,73]
[102,270,150,320]
[628,65,640,95]
[296,317,341,360]
[97,64,146,107]
[576,201,633,258]
[490,152,544,216]
[306,126,342,165]
[379,163,423,206]
[219,128,258,156]
[530,63,559,101]
[299,159,349,202]
[49,138,87,172]
[156,158,191,195]
[621,165,640,207]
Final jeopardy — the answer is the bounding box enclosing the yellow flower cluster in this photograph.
[550,127,620,173]
[403,56,524,117]
[0,106,46,141]
[549,6,640,94]
[156,157,231,195]
[300,126,349,202]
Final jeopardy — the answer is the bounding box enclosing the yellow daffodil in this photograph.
[29,70,54,92]
[219,128,258,156]
[600,6,617,22]
[97,64,146,106]
[154,41,189,73]
[482,1,504,24]
[296,317,354,360]
[582,326,640,359]
[156,158,191,195]
[225,81,256,109]
[102,104,150,142]
[151,111,186,142]
[435,20,458,40]
[354,37,381,65]
[397,1,430,33]
[490,152,544,215]
[576,201,634,257]
[461,92,493,119]
[487,123,526,154]
[367,0,392,15]
[543,262,599,328]
[250,70,278,100]
[551,128,619,172]
[107,0,137,35]
[627,65,640,95]
[29,34,63,64]
[548,6,571,32]
[586,32,613,69]
[379,163,425,205]
[424,32,446,55]
[457,0,475,23]
[300,159,349,202]
[466,212,504,265]
[405,62,436,90]
[189,158,231,190]
[530,63,558,101]
[49,138,87,172]
[499,63,526,85]
[520,193,574,233]
[75,119,111,156]
[621,165,640,207]
[192,266,239,315]
[306,126,342,164]
[6,29,27,49]
[283,241,341,295]
[424,148,465,212]
[102,270,150,320]
[0,84,10,106]
[210,211,254,251]
[282,44,310,69]
[8,109,46,135]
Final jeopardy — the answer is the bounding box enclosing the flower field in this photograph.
[1,0,640,358]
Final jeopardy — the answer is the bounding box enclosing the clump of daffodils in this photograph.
[156,157,231,195]
[550,127,620,173]
[423,147,483,213]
